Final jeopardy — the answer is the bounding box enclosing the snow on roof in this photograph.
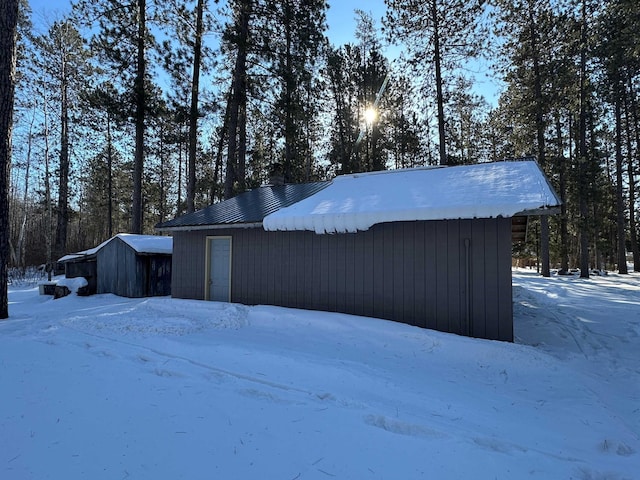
[115,234,173,255]
[263,161,560,234]
[58,252,88,263]
[57,234,172,262]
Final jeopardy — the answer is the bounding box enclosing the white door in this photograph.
[207,237,231,302]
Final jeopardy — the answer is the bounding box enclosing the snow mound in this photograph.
[56,276,88,294]
[60,297,249,337]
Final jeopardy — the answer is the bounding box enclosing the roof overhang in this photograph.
[155,222,263,233]
[514,206,562,216]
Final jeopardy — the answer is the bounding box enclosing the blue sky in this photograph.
[325,0,387,45]
[27,0,387,46]
[25,0,499,103]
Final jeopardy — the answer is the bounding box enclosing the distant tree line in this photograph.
[3,0,640,288]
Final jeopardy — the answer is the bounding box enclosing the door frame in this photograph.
[204,236,232,301]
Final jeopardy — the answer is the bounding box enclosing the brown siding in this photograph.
[171,218,513,341]
[171,231,207,299]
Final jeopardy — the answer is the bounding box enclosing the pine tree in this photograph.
[73,0,155,233]
[596,0,640,273]
[326,12,396,174]
[493,0,562,277]
[385,0,486,166]
[31,19,90,259]
[223,0,251,199]
[161,0,215,212]
[258,0,328,183]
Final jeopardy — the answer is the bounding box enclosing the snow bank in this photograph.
[2,270,638,480]
[264,161,560,234]
[56,276,88,294]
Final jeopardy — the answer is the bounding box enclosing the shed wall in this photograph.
[97,238,140,297]
[96,238,172,297]
[64,260,97,294]
[171,218,513,341]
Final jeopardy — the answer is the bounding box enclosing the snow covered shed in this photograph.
[58,234,173,298]
[157,161,560,341]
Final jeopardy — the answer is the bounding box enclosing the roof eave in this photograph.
[155,221,263,232]
[515,206,562,216]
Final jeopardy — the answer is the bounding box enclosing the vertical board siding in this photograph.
[96,238,170,298]
[497,217,514,341]
[435,221,449,333]
[483,220,500,340]
[423,221,437,331]
[171,218,513,341]
[362,230,374,318]
[470,220,487,338]
[172,231,206,299]
[447,221,462,334]
[412,222,426,328]
[382,224,395,321]
[402,223,415,326]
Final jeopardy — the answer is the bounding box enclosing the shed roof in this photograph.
[155,182,329,231]
[263,161,561,234]
[58,234,172,263]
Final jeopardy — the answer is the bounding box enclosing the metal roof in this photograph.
[155,182,330,231]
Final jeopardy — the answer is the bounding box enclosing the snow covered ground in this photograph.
[1,269,638,479]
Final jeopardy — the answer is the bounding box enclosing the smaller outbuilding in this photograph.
[58,251,98,295]
[58,234,173,298]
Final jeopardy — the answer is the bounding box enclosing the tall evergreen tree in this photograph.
[493,0,559,277]
[326,44,359,174]
[385,0,486,165]
[223,0,251,199]
[326,12,395,174]
[161,0,215,212]
[596,0,640,273]
[32,19,90,258]
[258,0,328,182]
[73,0,155,233]
[186,0,206,213]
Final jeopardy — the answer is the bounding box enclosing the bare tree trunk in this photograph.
[186,0,205,213]
[176,125,183,215]
[625,77,640,271]
[107,113,113,238]
[527,0,550,277]
[131,0,146,234]
[430,0,447,166]
[43,93,53,281]
[556,116,569,272]
[238,95,247,190]
[615,97,628,273]
[55,60,70,257]
[225,0,250,200]
[211,86,231,204]
[18,104,36,269]
[578,0,590,278]
[0,0,19,319]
